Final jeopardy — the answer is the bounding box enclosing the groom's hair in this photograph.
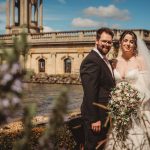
[96,27,114,40]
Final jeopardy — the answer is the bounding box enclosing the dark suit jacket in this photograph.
[80,50,115,124]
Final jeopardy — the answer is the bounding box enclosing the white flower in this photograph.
[10,63,20,75]
[130,98,135,103]
[11,79,22,93]
[12,96,20,105]
[1,98,10,107]
[0,63,9,73]
[1,73,13,85]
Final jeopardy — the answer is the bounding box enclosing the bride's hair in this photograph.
[119,30,138,55]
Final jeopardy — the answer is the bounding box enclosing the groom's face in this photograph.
[96,32,113,55]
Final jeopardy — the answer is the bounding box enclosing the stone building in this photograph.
[0,0,150,75]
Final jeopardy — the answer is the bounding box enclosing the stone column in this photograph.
[35,3,38,23]
[50,53,56,74]
[29,2,32,25]
[23,0,28,33]
[24,0,28,25]
[20,0,24,25]
[39,0,43,32]
[6,0,10,33]
[19,54,25,69]
[26,53,31,70]
[12,0,15,26]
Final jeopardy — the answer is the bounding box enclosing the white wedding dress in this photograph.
[105,68,150,150]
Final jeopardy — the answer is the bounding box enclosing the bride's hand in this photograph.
[91,120,101,132]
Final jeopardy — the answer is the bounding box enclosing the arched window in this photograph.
[31,5,35,21]
[64,58,71,73]
[38,58,45,72]
[15,0,20,26]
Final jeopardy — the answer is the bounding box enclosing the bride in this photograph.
[105,30,150,150]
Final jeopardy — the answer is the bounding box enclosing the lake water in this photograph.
[18,83,83,117]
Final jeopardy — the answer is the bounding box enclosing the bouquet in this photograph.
[108,81,141,141]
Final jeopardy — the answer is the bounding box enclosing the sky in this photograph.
[0,0,150,33]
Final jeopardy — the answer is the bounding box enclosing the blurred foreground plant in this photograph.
[13,104,36,150]
[0,33,76,150]
[0,32,28,124]
[39,88,76,150]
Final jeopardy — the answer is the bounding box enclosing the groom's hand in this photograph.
[91,120,101,132]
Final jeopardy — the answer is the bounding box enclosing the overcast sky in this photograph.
[0,0,150,33]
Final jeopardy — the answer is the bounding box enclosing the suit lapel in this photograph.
[92,50,114,81]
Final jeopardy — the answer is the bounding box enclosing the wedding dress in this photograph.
[105,68,150,150]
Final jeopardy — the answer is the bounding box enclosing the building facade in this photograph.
[1,0,150,75]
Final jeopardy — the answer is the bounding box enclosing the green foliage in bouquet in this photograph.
[108,81,141,142]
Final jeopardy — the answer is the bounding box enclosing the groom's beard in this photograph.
[97,45,108,56]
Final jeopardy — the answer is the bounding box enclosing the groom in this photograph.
[80,27,115,149]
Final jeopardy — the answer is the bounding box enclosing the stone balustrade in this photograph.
[0,29,150,45]
[29,30,96,43]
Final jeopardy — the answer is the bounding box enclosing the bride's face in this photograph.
[121,34,136,56]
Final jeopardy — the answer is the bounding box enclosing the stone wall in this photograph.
[24,73,81,84]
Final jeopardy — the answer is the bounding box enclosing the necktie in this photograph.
[103,56,109,63]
